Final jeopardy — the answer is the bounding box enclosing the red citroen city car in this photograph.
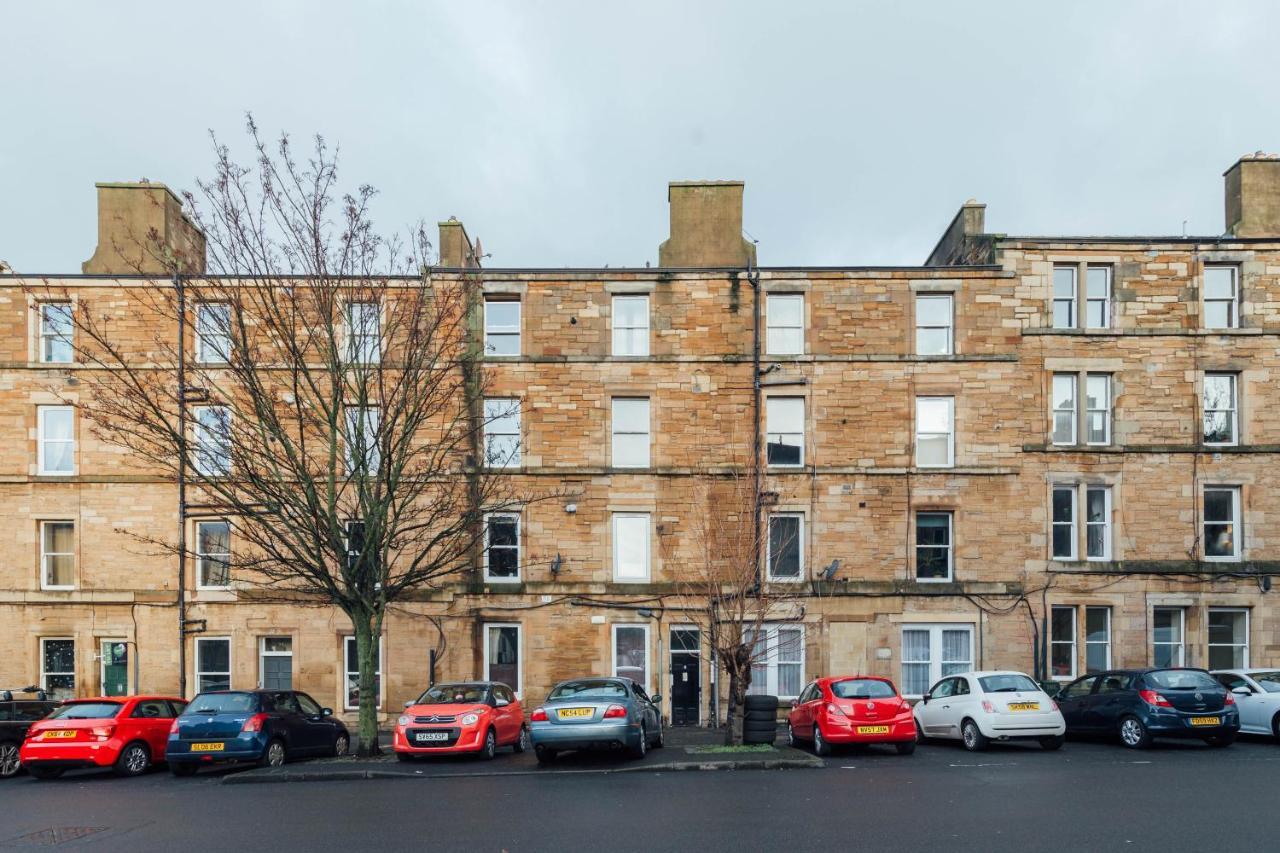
[20,695,188,779]
[787,676,916,756]
[393,682,527,760]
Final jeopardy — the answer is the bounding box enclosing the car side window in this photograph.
[1097,674,1129,694]
[167,700,188,717]
[130,700,170,719]
[1060,675,1098,699]
[952,678,970,696]
[1215,674,1248,692]
[296,693,323,716]
[274,692,301,714]
[931,679,953,699]
[633,684,651,703]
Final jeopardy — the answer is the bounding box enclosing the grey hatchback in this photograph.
[529,677,663,763]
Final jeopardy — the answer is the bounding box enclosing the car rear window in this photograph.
[978,674,1040,693]
[1144,670,1219,690]
[186,692,260,714]
[46,701,123,720]
[417,685,488,705]
[831,679,896,699]
[548,680,628,700]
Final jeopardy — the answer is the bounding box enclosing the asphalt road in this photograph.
[3,735,1278,852]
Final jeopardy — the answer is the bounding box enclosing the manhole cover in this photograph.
[8,827,108,846]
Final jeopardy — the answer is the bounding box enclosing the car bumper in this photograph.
[529,720,640,750]
[165,734,268,765]
[19,739,125,768]
[977,712,1066,740]
[1143,710,1240,738]
[820,715,916,743]
[393,726,486,754]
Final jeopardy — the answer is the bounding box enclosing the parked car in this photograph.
[914,670,1066,751]
[529,677,663,763]
[19,695,186,779]
[787,676,915,755]
[166,689,349,775]
[1,689,60,778]
[1056,667,1239,749]
[1211,669,1280,738]
[393,682,527,760]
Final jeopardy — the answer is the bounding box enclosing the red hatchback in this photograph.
[20,696,187,779]
[393,682,527,760]
[787,676,916,756]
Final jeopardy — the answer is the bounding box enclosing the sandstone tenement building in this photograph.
[4,155,1280,727]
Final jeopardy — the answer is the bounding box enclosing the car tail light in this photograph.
[1139,689,1172,708]
[899,700,912,714]
[603,704,627,719]
[170,719,182,735]
[241,713,269,733]
[90,725,115,740]
[1224,692,1236,706]
[1050,699,1060,712]
[981,700,996,714]
[531,707,548,722]
[825,702,847,717]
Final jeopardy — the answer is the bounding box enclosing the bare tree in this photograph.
[27,118,529,755]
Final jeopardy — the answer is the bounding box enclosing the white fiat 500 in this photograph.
[1211,669,1280,738]
[913,670,1066,751]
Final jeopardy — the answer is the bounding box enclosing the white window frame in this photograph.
[746,624,806,700]
[345,301,381,365]
[483,298,521,357]
[1084,606,1112,674]
[193,405,231,477]
[1203,485,1242,562]
[1085,265,1111,330]
[195,302,231,364]
[483,622,523,699]
[1052,265,1077,329]
[37,405,75,476]
[611,397,651,469]
[765,396,805,467]
[612,512,651,583]
[1084,485,1112,561]
[483,512,521,583]
[1203,265,1240,330]
[1084,374,1111,446]
[39,302,74,364]
[343,634,384,711]
[1051,373,1077,445]
[765,293,804,356]
[1050,605,1077,681]
[611,295,650,357]
[1051,485,1077,561]
[195,519,232,590]
[344,406,381,475]
[1152,607,1185,668]
[40,520,74,591]
[1203,373,1238,447]
[766,512,804,582]
[259,636,293,691]
[914,293,953,356]
[612,623,652,694]
[40,637,75,699]
[899,624,974,698]
[914,511,953,583]
[194,636,232,694]
[915,396,954,468]
[1207,607,1250,670]
[483,398,521,469]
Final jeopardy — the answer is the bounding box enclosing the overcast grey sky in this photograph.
[2,1,1278,271]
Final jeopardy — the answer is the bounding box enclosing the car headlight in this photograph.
[397,715,411,727]
[461,713,480,726]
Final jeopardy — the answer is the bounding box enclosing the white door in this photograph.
[918,677,957,738]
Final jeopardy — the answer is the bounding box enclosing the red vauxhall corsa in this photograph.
[20,695,188,779]
[393,682,528,760]
[787,676,916,756]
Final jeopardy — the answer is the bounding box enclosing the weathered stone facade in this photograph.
[4,158,1280,727]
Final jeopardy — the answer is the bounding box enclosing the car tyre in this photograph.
[895,739,916,756]
[512,726,529,754]
[480,728,497,761]
[631,724,648,759]
[744,695,779,712]
[535,745,556,765]
[114,742,151,777]
[1039,735,1066,751]
[915,721,929,744]
[1204,732,1236,748]
[787,723,798,747]
[170,763,198,777]
[332,733,349,757]
[652,724,664,749]
[1118,716,1151,749]
[259,738,287,767]
[813,725,831,756]
[0,741,20,778]
[28,765,65,780]
[961,719,989,752]
[1271,712,1280,742]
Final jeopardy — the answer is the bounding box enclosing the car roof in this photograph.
[821,675,891,682]
[964,671,1035,678]
[69,695,184,702]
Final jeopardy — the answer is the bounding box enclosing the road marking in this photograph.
[948,762,1018,767]
[840,766,857,769]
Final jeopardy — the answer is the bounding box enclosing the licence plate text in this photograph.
[42,730,75,739]
[1190,716,1220,727]
[191,742,225,752]
[856,725,890,735]
[1007,703,1040,712]
[414,732,449,742]
[558,708,594,719]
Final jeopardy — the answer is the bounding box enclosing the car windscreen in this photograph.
[1144,670,1219,691]
[978,674,1040,693]
[416,685,488,705]
[186,692,259,714]
[831,679,896,699]
[1249,672,1280,693]
[46,701,123,720]
[548,680,628,701]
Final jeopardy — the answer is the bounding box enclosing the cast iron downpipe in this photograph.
[175,274,188,697]
[748,264,762,590]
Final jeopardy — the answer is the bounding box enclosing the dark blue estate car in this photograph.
[1055,668,1239,749]
[167,690,349,775]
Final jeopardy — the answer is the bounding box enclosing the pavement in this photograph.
[4,734,1280,851]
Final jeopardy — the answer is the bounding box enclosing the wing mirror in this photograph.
[921,693,931,704]
[404,699,414,709]
[1232,686,1252,696]
[321,707,333,716]
[651,693,662,704]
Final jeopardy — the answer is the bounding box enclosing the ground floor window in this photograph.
[101,640,128,696]
[195,637,231,693]
[344,635,382,710]
[612,624,651,692]
[40,638,75,699]
[1050,606,1076,679]
[1207,608,1249,669]
[485,623,522,697]
[1085,606,1111,673]
[901,624,973,697]
[260,637,293,690]
[1152,608,1184,667]
[746,624,804,699]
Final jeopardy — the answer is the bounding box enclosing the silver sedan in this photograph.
[529,677,663,763]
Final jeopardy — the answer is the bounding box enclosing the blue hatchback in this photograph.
[167,690,349,775]
[1055,667,1239,749]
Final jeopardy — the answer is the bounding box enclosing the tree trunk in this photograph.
[725,668,744,746]
[352,612,382,757]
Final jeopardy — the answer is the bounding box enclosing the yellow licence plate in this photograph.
[1190,716,1220,727]
[191,742,226,752]
[856,725,890,735]
[1008,703,1040,712]
[558,708,594,719]
[42,730,76,739]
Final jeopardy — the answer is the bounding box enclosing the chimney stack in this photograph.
[437,217,480,268]
[82,182,206,275]
[1224,152,1280,238]
[658,181,756,268]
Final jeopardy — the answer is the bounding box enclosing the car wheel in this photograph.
[114,742,151,777]
[1204,732,1236,748]
[332,734,349,757]
[813,725,831,756]
[28,765,64,780]
[961,719,989,752]
[915,721,929,744]
[259,738,287,767]
[170,763,198,777]
[481,728,497,761]
[652,724,664,749]
[0,741,20,778]
[1039,735,1066,751]
[787,723,798,747]
[1118,716,1151,749]
[895,739,916,756]
[632,724,648,759]
[535,745,556,765]
[1272,712,1280,742]
[512,726,529,754]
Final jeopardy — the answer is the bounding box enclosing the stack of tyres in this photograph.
[743,695,779,744]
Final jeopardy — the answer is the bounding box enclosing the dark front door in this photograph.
[670,628,700,726]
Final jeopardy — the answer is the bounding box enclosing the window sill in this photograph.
[914,577,953,584]
[483,577,522,584]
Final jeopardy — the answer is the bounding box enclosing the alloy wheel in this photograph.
[518,728,530,752]
[267,741,286,766]
[963,723,977,750]
[1120,719,1143,747]
[484,730,496,760]
[334,735,349,757]
[124,745,148,774]
[787,723,797,747]
[0,743,20,777]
